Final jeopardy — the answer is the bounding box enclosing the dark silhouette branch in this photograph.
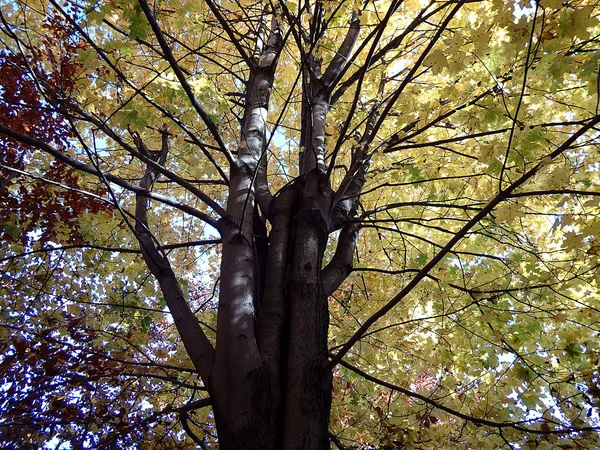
[137,0,234,163]
[0,240,221,263]
[338,358,600,435]
[133,134,216,384]
[0,123,221,231]
[329,114,600,369]
[47,0,230,183]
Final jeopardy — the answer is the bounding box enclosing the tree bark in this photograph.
[211,182,335,449]
[185,7,364,449]
[282,181,332,450]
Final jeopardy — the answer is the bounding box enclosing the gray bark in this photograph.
[133,131,215,384]
[282,181,331,450]
[138,7,365,449]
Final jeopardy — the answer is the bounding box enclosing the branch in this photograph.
[386,128,507,152]
[330,101,380,229]
[338,358,600,435]
[331,0,443,105]
[509,189,600,198]
[180,411,209,449]
[0,163,113,206]
[362,200,483,217]
[328,431,350,450]
[499,0,540,191]
[322,223,358,297]
[166,397,212,414]
[328,114,600,370]
[382,89,499,152]
[0,240,221,264]
[133,135,215,383]
[137,0,233,163]
[321,12,360,87]
[239,7,284,218]
[72,107,227,217]
[0,124,221,232]
[327,1,397,177]
[358,174,484,198]
[369,1,465,141]
[203,0,254,68]
[47,0,230,184]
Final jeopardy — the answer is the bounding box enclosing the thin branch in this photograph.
[499,0,540,191]
[328,114,600,369]
[509,189,600,198]
[203,0,254,68]
[370,1,466,142]
[47,0,230,184]
[338,358,600,435]
[0,240,221,263]
[137,0,234,163]
[331,0,442,105]
[0,123,221,232]
[0,163,113,206]
[71,107,227,218]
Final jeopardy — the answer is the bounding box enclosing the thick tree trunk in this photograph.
[212,178,333,450]
[210,163,275,450]
[204,8,362,449]
[282,181,332,450]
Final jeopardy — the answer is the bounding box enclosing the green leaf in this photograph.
[140,316,152,333]
[123,4,150,40]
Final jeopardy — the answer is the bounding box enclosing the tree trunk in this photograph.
[210,173,333,450]
[199,8,360,449]
[282,179,332,450]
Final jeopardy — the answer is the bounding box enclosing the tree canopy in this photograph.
[2,0,600,448]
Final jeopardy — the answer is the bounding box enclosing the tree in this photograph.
[2,0,600,448]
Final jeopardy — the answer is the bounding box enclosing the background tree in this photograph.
[2,0,600,448]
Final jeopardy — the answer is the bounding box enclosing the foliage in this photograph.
[1,0,600,448]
